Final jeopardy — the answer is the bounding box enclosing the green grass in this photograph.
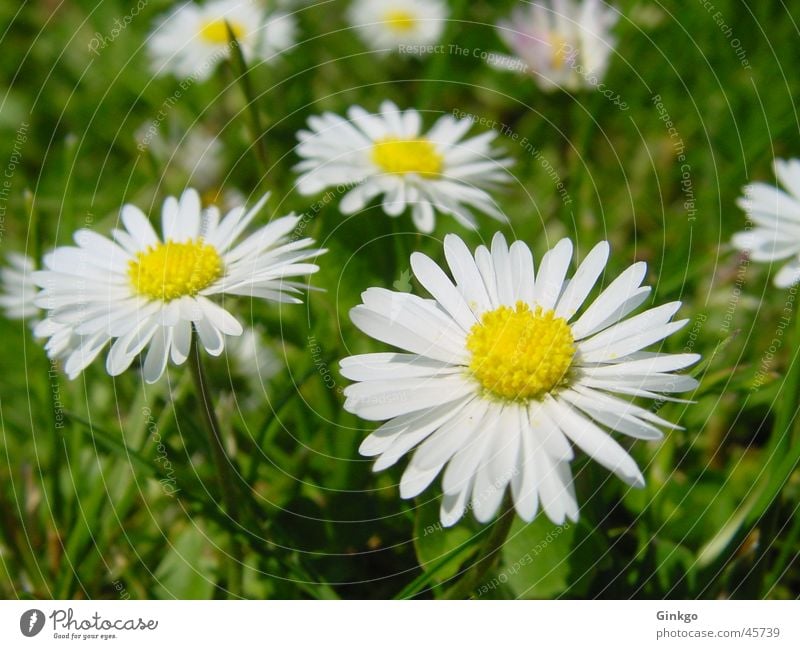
[0,0,798,599]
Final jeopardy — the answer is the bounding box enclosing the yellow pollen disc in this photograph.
[550,35,571,69]
[128,239,223,302]
[372,138,443,177]
[199,19,246,45]
[201,187,223,207]
[383,9,417,32]
[466,301,575,401]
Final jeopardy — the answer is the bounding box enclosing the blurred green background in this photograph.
[0,0,798,599]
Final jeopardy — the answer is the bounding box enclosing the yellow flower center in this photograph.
[466,301,575,401]
[199,19,246,45]
[372,138,443,177]
[201,187,223,207]
[128,239,223,302]
[383,9,417,33]
[550,35,571,69]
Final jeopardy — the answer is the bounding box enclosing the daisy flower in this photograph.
[33,189,324,383]
[348,0,448,55]
[732,158,800,287]
[294,101,513,233]
[148,0,297,81]
[136,123,224,191]
[341,233,699,526]
[0,252,77,361]
[495,0,618,92]
[0,252,39,320]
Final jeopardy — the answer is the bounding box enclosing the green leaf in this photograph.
[654,538,697,593]
[567,519,610,596]
[501,516,575,599]
[413,497,479,583]
[154,525,218,599]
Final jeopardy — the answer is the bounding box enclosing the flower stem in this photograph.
[741,294,800,596]
[444,495,515,599]
[187,337,244,597]
[225,22,270,176]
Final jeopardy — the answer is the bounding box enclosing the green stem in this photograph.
[417,0,468,110]
[744,299,800,596]
[187,338,244,597]
[771,301,800,454]
[765,503,800,592]
[697,302,800,579]
[444,495,515,599]
[225,22,269,176]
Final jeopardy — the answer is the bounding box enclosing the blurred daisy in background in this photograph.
[348,0,448,56]
[0,253,39,320]
[294,101,513,232]
[34,189,324,383]
[495,0,618,92]
[148,0,298,80]
[341,233,698,526]
[224,326,283,408]
[732,158,800,288]
[0,253,79,361]
[135,122,246,211]
[136,123,224,191]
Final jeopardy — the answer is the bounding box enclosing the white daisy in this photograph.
[294,101,514,233]
[495,0,618,92]
[33,188,324,383]
[341,233,699,526]
[348,0,448,55]
[148,0,297,81]
[732,158,800,287]
[0,252,39,320]
[0,252,77,361]
[136,124,224,191]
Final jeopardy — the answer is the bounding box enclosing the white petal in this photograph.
[399,462,443,499]
[544,397,644,487]
[555,241,609,321]
[528,401,574,461]
[440,483,473,527]
[531,238,573,310]
[196,297,243,336]
[412,397,487,470]
[491,232,514,305]
[570,261,647,339]
[143,326,171,383]
[195,317,224,356]
[372,396,473,470]
[578,302,682,353]
[511,414,540,522]
[121,204,159,249]
[340,353,459,381]
[344,375,474,421]
[578,319,689,363]
[775,258,800,287]
[509,240,536,306]
[444,234,492,314]
[410,252,477,332]
[171,318,193,364]
[360,399,466,457]
[349,303,467,365]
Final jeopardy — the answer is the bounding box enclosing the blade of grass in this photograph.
[225,21,269,175]
[697,313,800,569]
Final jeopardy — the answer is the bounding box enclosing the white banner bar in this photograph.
[0,600,797,647]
